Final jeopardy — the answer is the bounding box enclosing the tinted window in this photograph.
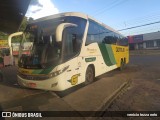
[99,26,108,43]
[62,17,86,61]
[102,30,115,44]
[86,20,100,45]
[19,16,86,69]
[117,36,128,46]
[86,20,127,46]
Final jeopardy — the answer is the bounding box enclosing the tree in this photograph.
[19,16,28,31]
[0,16,34,43]
[0,32,8,40]
[12,16,30,43]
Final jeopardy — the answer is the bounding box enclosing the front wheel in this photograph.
[85,66,94,85]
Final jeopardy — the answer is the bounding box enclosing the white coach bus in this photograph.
[11,12,129,91]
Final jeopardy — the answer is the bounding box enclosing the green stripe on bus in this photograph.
[40,66,55,74]
[28,66,56,75]
[98,44,116,66]
[32,69,43,74]
[105,44,116,65]
[40,64,58,74]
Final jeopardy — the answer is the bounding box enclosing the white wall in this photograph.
[143,42,146,48]
[143,31,160,41]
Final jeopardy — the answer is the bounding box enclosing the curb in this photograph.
[98,81,129,112]
[84,79,131,120]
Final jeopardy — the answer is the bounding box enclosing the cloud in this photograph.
[30,0,43,7]
[26,0,59,19]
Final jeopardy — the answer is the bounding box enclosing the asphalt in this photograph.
[0,66,128,119]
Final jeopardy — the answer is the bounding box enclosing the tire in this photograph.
[119,59,125,71]
[85,66,94,85]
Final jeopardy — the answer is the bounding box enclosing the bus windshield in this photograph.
[18,24,62,69]
[18,16,87,69]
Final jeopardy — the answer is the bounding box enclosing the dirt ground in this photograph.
[100,53,160,120]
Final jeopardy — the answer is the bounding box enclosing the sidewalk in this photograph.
[63,73,128,116]
[40,73,129,120]
[130,49,160,55]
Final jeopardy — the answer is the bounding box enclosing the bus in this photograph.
[10,12,129,91]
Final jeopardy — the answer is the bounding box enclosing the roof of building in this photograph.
[0,0,31,33]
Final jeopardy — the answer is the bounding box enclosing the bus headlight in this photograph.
[18,66,69,80]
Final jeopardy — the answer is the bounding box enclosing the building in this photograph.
[0,40,8,48]
[128,31,160,50]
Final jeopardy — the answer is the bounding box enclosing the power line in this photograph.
[92,0,118,15]
[118,21,160,31]
[121,26,160,36]
[115,13,160,29]
[94,0,128,17]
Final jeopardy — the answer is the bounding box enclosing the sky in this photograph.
[26,0,160,36]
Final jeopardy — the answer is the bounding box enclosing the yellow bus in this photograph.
[9,12,129,91]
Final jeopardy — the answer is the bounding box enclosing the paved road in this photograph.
[100,54,160,119]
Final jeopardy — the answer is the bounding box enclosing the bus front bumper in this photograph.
[17,75,62,91]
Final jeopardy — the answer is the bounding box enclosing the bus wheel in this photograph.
[119,60,125,71]
[85,66,94,85]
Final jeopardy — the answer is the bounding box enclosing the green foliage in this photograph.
[0,16,31,43]
[0,32,8,40]
[19,16,28,32]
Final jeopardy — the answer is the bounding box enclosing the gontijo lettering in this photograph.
[116,47,125,52]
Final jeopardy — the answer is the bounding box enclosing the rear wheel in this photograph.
[85,66,94,85]
[119,59,125,71]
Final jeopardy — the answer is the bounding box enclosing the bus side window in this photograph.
[72,34,78,52]
[101,28,114,44]
[62,27,79,61]
[112,33,119,45]
[86,20,100,45]
[121,37,129,46]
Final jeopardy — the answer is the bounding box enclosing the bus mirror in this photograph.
[8,32,23,47]
[55,23,77,42]
[8,32,23,56]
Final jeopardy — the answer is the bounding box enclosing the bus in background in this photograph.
[12,43,20,56]
[9,12,129,91]
[12,42,33,56]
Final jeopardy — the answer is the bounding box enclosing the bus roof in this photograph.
[30,12,123,36]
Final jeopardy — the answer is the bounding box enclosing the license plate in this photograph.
[27,83,36,88]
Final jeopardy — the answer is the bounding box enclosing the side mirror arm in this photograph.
[8,32,23,56]
[55,23,77,42]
